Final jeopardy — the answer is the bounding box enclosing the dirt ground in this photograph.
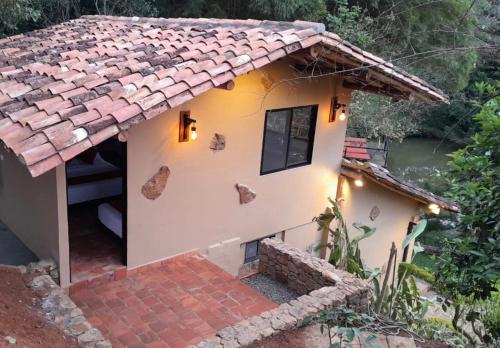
[0,268,79,348]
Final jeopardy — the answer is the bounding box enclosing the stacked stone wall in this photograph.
[193,238,371,347]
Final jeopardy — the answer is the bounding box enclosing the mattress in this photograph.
[66,153,119,178]
[66,152,122,205]
[98,202,123,239]
[67,177,122,205]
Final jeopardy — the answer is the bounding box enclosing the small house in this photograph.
[0,16,455,288]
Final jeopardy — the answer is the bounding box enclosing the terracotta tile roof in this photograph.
[0,16,448,177]
[343,137,370,161]
[341,159,459,212]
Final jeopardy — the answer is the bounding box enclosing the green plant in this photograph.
[415,317,469,348]
[479,296,500,342]
[304,306,380,348]
[314,198,376,278]
[399,262,435,285]
[370,220,432,325]
[433,85,500,345]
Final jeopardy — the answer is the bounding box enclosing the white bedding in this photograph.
[66,153,119,178]
[68,177,122,205]
[98,203,123,238]
[66,153,123,205]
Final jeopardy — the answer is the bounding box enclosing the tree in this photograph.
[434,83,500,344]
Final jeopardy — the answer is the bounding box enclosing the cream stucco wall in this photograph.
[339,176,422,269]
[0,148,70,286]
[127,60,351,272]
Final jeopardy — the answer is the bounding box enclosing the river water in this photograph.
[386,137,459,187]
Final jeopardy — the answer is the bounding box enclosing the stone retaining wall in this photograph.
[24,260,112,348]
[192,238,371,347]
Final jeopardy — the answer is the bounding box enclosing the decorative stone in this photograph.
[209,133,226,151]
[235,184,256,204]
[369,206,380,221]
[141,166,170,200]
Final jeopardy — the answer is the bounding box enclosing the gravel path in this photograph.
[242,273,299,304]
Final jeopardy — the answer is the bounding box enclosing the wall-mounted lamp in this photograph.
[428,203,440,215]
[179,111,198,142]
[329,96,347,122]
[354,178,364,187]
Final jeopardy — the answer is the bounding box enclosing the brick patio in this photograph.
[70,253,277,348]
[69,202,123,283]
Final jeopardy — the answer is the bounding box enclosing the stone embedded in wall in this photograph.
[235,184,256,204]
[141,166,170,200]
[370,206,380,221]
[209,133,226,151]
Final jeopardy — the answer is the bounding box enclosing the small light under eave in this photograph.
[179,110,198,142]
[190,126,198,140]
[354,179,364,187]
[429,203,440,215]
[339,109,347,121]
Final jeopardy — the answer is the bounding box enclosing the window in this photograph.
[260,105,318,174]
[244,234,276,264]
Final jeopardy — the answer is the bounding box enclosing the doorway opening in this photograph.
[66,138,127,284]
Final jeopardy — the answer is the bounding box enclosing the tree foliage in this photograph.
[432,85,499,345]
[0,1,496,143]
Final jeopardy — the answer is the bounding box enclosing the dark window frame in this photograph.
[243,234,276,264]
[260,104,318,175]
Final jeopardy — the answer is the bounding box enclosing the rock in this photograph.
[217,327,237,341]
[141,166,170,200]
[386,335,416,348]
[32,275,55,289]
[195,336,222,348]
[78,328,104,345]
[4,336,16,345]
[59,295,77,310]
[219,338,239,348]
[235,184,256,204]
[95,340,113,348]
[210,133,226,151]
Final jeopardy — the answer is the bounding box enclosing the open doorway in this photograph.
[66,138,127,284]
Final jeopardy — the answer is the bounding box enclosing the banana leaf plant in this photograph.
[314,198,376,279]
[370,219,431,324]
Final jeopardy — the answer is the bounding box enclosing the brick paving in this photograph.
[69,203,123,283]
[70,253,277,347]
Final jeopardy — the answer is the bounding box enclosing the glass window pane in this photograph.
[245,240,259,263]
[261,109,290,173]
[288,106,313,165]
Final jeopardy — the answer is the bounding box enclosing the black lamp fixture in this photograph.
[179,111,198,142]
[329,96,347,122]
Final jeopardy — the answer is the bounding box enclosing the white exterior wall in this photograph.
[127,60,351,273]
[339,176,422,269]
[0,148,70,286]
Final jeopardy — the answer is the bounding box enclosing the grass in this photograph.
[412,252,437,273]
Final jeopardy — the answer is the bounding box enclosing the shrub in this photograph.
[399,262,435,285]
[479,296,500,341]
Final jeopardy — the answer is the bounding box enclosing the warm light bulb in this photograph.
[354,179,364,187]
[428,203,440,215]
[190,127,198,140]
[339,110,347,121]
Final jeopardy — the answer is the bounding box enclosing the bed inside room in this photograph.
[66,138,126,283]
